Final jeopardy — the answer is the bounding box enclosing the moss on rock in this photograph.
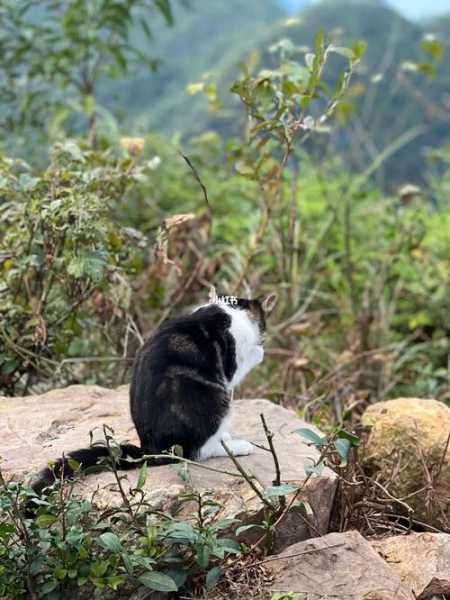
[362,397,450,530]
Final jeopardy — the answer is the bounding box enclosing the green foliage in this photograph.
[107,0,284,135]
[91,0,450,187]
[0,470,245,599]
[0,419,363,598]
[1,21,449,406]
[0,0,174,151]
[0,141,151,393]
[229,29,365,175]
[296,426,359,472]
[2,3,450,596]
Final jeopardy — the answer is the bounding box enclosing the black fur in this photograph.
[28,300,265,510]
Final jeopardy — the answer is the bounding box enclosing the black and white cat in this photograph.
[29,290,277,499]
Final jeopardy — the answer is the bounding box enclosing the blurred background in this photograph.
[1,0,450,424]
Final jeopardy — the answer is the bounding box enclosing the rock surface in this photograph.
[0,384,337,552]
[268,530,415,600]
[372,532,450,599]
[362,397,450,530]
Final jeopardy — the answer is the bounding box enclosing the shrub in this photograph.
[0,141,149,394]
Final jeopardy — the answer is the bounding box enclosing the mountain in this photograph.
[103,0,284,135]
[101,0,450,188]
[246,1,450,186]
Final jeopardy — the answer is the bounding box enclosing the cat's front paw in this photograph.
[225,439,254,456]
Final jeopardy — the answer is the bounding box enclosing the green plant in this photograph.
[0,0,175,151]
[0,465,244,598]
[227,31,366,293]
[0,140,151,394]
[0,414,360,599]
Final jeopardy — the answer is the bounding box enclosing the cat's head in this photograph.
[208,287,277,337]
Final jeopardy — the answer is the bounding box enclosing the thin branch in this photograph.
[260,413,281,488]
[141,452,247,480]
[220,441,275,511]
[251,542,345,568]
[179,151,212,219]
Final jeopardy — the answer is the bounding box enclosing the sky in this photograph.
[388,0,450,19]
[279,0,450,20]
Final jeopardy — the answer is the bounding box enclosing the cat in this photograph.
[28,290,277,504]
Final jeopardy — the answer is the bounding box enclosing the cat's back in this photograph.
[131,303,232,390]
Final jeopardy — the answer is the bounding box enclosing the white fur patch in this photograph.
[199,414,230,460]
[198,413,254,459]
[193,301,263,461]
[193,301,264,389]
[219,303,264,389]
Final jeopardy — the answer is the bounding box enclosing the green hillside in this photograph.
[103,0,450,188]
[249,1,450,186]
[103,0,284,134]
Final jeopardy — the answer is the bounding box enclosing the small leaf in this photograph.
[314,29,325,54]
[264,483,298,498]
[68,458,81,473]
[121,553,133,575]
[206,566,222,591]
[420,35,443,61]
[186,82,205,95]
[154,0,174,25]
[216,538,242,555]
[58,140,85,162]
[136,461,148,490]
[196,545,210,569]
[165,569,188,589]
[30,557,45,575]
[293,500,313,517]
[140,18,153,40]
[35,514,57,528]
[294,428,324,447]
[334,438,351,465]
[336,429,360,447]
[18,173,39,191]
[91,560,109,577]
[305,460,325,476]
[54,567,67,581]
[41,580,58,595]
[352,40,367,60]
[417,62,437,78]
[139,571,178,592]
[164,522,198,544]
[305,53,315,69]
[328,45,353,59]
[97,532,122,553]
[107,575,125,590]
[236,523,264,536]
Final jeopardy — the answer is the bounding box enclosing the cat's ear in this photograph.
[208,285,217,303]
[261,292,277,314]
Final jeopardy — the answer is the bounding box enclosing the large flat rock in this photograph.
[372,533,450,599]
[268,530,415,600]
[0,385,337,551]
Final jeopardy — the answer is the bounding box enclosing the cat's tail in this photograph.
[25,444,174,516]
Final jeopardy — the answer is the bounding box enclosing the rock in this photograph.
[0,385,337,552]
[267,530,414,600]
[372,532,450,599]
[362,397,450,530]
